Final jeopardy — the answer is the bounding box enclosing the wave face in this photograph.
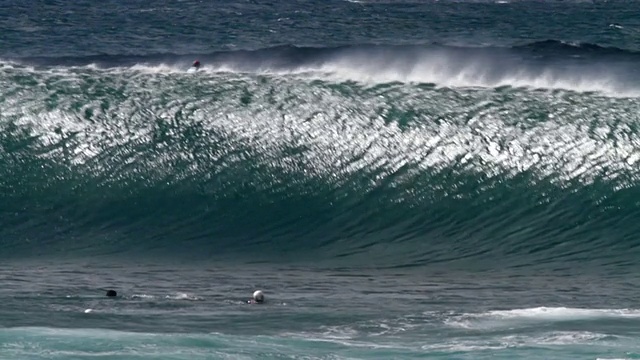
[2,43,640,270]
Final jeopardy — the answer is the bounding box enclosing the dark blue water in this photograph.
[2,1,640,358]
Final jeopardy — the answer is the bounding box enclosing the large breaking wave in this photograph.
[2,41,640,270]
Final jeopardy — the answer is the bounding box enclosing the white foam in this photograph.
[518,331,611,345]
[129,63,185,74]
[421,331,613,352]
[486,307,640,320]
[131,294,156,299]
[8,55,638,97]
[166,292,202,301]
[312,55,634,96]
[446,307,640,329]
[169,47,640,97]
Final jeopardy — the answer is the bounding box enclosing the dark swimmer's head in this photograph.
[106,289,117,297]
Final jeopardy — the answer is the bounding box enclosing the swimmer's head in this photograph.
[106,289,117,297]
[253,290,264,303]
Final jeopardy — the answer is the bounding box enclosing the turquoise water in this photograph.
[3,263,640,359]
[2,0,640,358]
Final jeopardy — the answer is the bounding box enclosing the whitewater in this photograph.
[2,0,640,359]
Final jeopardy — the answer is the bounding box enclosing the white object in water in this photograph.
[253,290,264,302]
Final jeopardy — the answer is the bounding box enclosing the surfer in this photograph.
[106,289,117,297]
[192,60,201,71]
[247,290,264,304]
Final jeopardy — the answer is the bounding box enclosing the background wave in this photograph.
[2,44,640,270]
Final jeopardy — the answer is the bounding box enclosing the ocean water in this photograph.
[2,0,640,358]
